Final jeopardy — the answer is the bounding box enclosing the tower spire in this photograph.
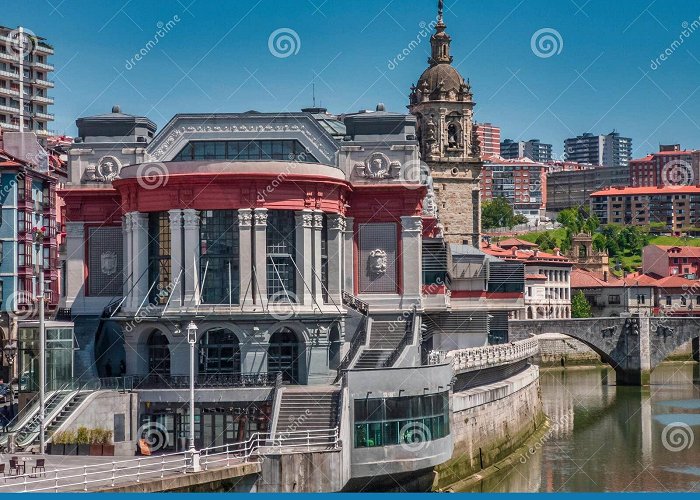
[429,0,452,66]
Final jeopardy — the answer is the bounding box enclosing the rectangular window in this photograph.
[200,210,240,305]
[267,210,297,301]
[148,212,172,305]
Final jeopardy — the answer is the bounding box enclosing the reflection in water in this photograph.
[461,364,700,492]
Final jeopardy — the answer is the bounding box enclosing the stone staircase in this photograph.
[352,319,407,369]
[274,387,340,446]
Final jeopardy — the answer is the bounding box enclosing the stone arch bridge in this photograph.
[509,316,700,385]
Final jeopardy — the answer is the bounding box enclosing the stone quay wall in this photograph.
[434,365,545,491]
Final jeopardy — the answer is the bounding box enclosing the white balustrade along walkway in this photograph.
[0,428,339,493]
[428,338,539,373]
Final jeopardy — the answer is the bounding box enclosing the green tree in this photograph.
[482,197,524,229]
[571,290,592,318]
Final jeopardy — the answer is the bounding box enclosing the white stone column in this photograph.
[168,209,183,308]
[182,209,200,307]
[295,209,314,307]
[253,208,268,307]
[401,215,423,302]
[64,222,85,308]
[312,210,324,306]
[122,214,132,307]
[238,209,253,307]
[343,217,355,294]
[131,212,149,310]
[326,214,345,306]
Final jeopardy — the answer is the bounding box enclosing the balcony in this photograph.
[30,94,53,105]
[32,111,54,121]
[31,78,54,88]
[0,69,19,79]
[0,87,19,97]
[31,61,54,72]
[0,103,19,114]
[0,51,18,63]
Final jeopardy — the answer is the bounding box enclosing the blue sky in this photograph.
[7,0,700,158]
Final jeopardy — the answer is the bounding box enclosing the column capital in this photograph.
[131,212,148,231]
[295,209,314,228]
[401,215,423,233]
[327,213,346,232]
[238,208,253,227]
[312,211,324,230]
[253,208,268,226]
[168,209,183,226]
[182,209,199,229]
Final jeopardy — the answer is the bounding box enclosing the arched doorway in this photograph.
[268,327,303,384]
[147,330,170,376]
[198,328,241,376]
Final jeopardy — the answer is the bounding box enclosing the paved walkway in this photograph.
[0,452,247,492]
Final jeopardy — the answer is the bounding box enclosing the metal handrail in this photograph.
[334,316,368,381]
[382,307,417,368]
[0,428,340,493]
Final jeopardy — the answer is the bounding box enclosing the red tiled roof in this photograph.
[499,237,538,248]
[653,245,700,258]
[591,185,700,196]
[571,268,626,288]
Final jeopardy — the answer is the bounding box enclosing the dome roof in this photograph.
[417,63,466,94]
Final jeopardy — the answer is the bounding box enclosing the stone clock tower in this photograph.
[409,1,482,246]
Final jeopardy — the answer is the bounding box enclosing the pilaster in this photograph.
[312,211,325,306]
[253,208,268,307]
[343,217,355,294]
[182,209,200,307]
[295,209,314,307]
[238,209,254,307]
[401,215,423,302]
[131,212,149,310]
[326,214,346,306]
[168,209,183,307]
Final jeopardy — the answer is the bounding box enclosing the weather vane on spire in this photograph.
[438,0,444,22]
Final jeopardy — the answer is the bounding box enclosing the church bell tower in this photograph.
[409,0,483,246]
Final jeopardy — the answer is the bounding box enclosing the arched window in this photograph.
[198,328,241,374]
[268,328,302,384]
[147,330,170,376]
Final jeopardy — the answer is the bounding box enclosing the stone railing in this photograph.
[428,338,539,373]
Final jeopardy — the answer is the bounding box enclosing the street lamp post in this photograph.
[33,226,46,455]
[186,321,200,472]
[2,340,17,415]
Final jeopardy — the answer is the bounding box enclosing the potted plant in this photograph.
[101,429,115,457]
[77,426,91,456]
[64,430,78,456]
[49,431,65,455]
[89,428,104,456]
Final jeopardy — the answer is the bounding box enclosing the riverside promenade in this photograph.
[0,448,261,493]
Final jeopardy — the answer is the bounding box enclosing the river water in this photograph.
[464,363,700,493]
